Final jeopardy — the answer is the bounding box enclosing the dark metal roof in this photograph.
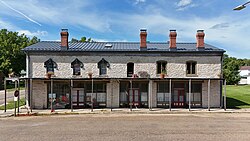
[22,41,225,52]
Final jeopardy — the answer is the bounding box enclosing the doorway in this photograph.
[172,88,185,107]
[72,88,84,108]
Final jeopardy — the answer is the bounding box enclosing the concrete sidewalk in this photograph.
[1,107,250,118]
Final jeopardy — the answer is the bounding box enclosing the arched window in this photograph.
[157,61,167,74]
[127,62,134,77]
[71,58,83,75]
[186,61,197,75]
[98,58,110,75]
[44,58,57,74]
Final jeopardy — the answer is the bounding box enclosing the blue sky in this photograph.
[0,0,250,58]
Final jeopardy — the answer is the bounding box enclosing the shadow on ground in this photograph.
[226,97,250,109]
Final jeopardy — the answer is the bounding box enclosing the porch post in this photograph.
[148,80,152,111]
[50,78,53,112]
[111,79,113,111]
[91,78,94,112]
[30,78,33,112]
[130,80,132,111]
[4,78,7,112]
[18,79,20,113]
[208,79,210,111]
[70,79,73,112]
[189,79,191,111]
[224,80,226,111]
[169,79,171,111]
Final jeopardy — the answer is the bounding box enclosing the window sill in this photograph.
[186,74,198,77]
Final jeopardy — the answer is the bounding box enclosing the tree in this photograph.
[223,54,241,85]
[71,36,93,43]
[0,29,39,76]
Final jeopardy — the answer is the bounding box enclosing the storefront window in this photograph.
[48,82,70,109]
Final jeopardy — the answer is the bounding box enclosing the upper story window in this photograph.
[98,58,110,75]
[186,61,197,75]
[157,61,167,74]
[127,62,134,77]
[71,58,83,75]
[44,58,57,74]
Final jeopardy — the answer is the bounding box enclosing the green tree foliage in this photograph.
[0,29,39,76]
[71,36,93,42]
[223,54,250,85]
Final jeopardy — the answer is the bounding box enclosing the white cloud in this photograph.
[176,0,197,11]
[0,0,41,26]
[177,0,192,7]
[134,0,146,5]
[17,30,48,37]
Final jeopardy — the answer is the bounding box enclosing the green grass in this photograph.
[226,85,250,109]
[0,98,26,110]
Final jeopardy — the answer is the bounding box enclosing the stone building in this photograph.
[23,29,225,110]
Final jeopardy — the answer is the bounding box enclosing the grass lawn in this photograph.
[226,85,250,109]
[0,98,26,110]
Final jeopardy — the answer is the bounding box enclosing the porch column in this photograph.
[30,78,33,112]
[91,78,94,112]
[169,79,172,111]
[4,78,6,112]
[18,79,20,113]
[148,80,152,111]
[111,79,113,111]
[208,79,211,111]
[70,79,73,112]
[130,80,132,111]
[224,80,226,111]
[189,79,191,111]
[50,78,53,112]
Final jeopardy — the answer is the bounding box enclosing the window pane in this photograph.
[187,62,191,74]
[192,62,196,74]
[157,62,161,74]
[127,63,134,77]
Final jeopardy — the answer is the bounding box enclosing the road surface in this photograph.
[0,113,250,141]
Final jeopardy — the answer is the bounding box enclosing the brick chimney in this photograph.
[169,30,177,51]
[61,29,69,50]
[196,30,205,51]
[140,29,147,51]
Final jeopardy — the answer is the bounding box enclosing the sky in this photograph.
[0,0,250,58]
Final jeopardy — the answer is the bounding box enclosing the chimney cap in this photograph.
[170,29,176,32]
[197,30,204,33]
[61,29,68,32]
[140,28,147,32]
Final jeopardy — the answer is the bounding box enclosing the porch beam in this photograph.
[169,79,171,111]
[208,79,211,111]
[224,80,227,111]
[189,79,191,111]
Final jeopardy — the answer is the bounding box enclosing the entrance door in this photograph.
[72,88,84,108]
[129,89,140,107]
[173,89,185,107]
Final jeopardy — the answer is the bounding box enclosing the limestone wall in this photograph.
[29,55,222,79]
[32,80,47,109]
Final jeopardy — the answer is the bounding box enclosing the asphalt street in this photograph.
[0,113,250,141]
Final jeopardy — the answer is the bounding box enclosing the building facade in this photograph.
[239,66,250,85]
[23,29,225,110]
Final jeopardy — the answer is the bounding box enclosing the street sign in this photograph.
[14,90,19,97]
[14,97,18,101]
